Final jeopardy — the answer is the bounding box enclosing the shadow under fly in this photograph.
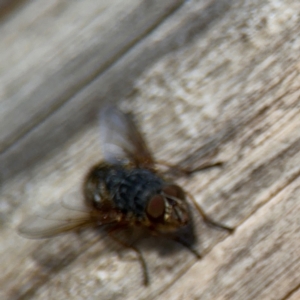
[18,105,234,286]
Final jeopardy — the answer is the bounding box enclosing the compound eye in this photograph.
[147,195,165,219]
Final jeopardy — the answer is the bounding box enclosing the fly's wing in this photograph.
[100,105,155,169]
[18,198,118,239]
[18,213,94,239]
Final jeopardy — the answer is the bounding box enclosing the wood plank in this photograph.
[0,0,300,299]
[0,0,25,12]
[160,177,300,300]
[287,288,300,300]
[0,0,184,153]
[0,0,229,182]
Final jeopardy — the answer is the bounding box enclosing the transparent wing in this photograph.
[100,105,155,169]
[17,202,98,239]
[18,196,119,239]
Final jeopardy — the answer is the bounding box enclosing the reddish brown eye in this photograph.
[147,195,165,219]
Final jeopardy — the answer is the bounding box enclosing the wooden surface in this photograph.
[1,0,300,299]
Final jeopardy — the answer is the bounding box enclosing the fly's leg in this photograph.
[156,160,234,232]
[172,236,202,259]
[156,160,223,178]
[108,226,150,286]
[186,191,234,233]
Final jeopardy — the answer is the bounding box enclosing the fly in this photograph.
[18,105,233,285]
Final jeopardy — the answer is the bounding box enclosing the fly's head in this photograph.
[146,184,189,233]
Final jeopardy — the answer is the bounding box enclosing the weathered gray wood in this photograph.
[0,0,230,182]
[0,0,230,183]
[160,178,300,300]
[0,0,300,299]
[0,0,184,153]
[288,288,300,300]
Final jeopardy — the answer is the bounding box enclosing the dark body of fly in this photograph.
[84,159,190,234]
[85,163,164,219]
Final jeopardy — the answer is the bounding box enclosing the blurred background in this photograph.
[1,1,300,299]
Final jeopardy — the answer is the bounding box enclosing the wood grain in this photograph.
[0,0,184,153]
[0,0,300,299]
[160,178,300,300]
[0,0,230,182]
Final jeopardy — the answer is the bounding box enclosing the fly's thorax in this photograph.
[105,167,164,218]
[84,164,164,215]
